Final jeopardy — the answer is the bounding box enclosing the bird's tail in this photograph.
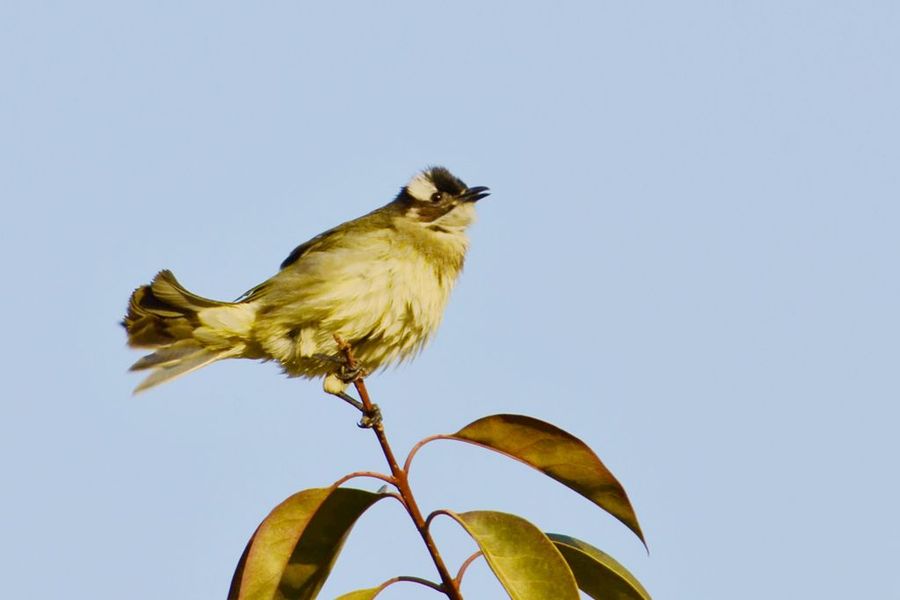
[122,270,255,393]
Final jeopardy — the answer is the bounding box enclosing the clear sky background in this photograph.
[2,2,898,598]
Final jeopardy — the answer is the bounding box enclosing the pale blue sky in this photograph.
[2,2,898,598]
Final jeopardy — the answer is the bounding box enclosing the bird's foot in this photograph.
[333,390,364,412]
[325,383,381,429]
[314,353,367,383]
[357,403,382,429]
[338,362,367,384]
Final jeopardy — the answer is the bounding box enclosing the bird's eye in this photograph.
[430,192,443,202]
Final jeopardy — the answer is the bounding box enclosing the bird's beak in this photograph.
[460,186,490,202]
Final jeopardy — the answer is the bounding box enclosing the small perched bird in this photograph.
[123,166,489,405]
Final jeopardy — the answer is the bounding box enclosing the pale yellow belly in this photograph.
[251,251,454,378]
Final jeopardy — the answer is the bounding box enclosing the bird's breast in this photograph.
[348,250,455,365]
[254,228,466,376]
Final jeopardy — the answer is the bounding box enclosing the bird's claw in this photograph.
[357,404,382,429]
[331,391,381,429]
[338,362,366,383]
[313,353,367,383]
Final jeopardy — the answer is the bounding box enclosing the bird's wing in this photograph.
[234,226,343,302]
[278,226,342,270]
[235,205,395,302]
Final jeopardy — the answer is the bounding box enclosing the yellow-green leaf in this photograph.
[449,414,646,547]
[443,510,579,600]
[228,487,386,600]
[334,588,379,600]
[548,533,652,600]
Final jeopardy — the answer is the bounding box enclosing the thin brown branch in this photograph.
[335,335,463,600]
[454,551,483,586]
[331,470,396,488]
[403,434,452,474]
[425,508,453,531]
[382,491,407,506]
[378,575,446,594]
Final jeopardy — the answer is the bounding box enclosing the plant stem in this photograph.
[336,338,463,600]
[331,470,397,488]
[379,575,446,594]
[454,551,483,586]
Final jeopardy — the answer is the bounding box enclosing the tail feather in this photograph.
[123,270,220,348]
[123,270,250,393]
[129,340,207,371]
[133,347,240,394]
[148,270,224,310]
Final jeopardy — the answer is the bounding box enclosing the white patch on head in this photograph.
[406,171,438,202]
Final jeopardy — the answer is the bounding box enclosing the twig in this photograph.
[377,575,446,595]
[425,508,453,531]
[335,336,464,600]
[454,551,483,586]
[331,470,397,488]
[403,434,451,474]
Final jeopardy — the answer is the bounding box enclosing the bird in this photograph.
[122,166,489,415]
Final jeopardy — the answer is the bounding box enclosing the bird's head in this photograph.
[397,166,489,231]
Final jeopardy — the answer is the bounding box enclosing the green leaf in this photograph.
[449,414,646,547]
[228,487,386,600]
[443,510,579,600]
[333,589,379,600]
[548,534,652,600]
